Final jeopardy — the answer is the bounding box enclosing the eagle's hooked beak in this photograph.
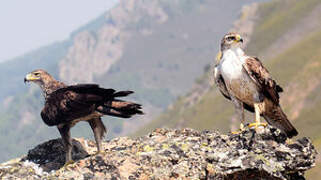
[235,34,243,43]
[24,73,39,83]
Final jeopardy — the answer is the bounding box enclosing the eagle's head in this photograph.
[24,69,55,86]
[220,32,243,51]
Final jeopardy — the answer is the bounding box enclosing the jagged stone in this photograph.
[23,139,89,171]
[0,126,317,179]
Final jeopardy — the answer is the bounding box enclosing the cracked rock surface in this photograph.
[0,126,317,179]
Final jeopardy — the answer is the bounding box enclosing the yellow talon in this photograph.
[231,131,241,134]
[57,160,76,173]
[93,150,105,156]
[286,139,293,144]
[248,122,267,129]
[63,160,75,167]
[231,123,246,134]
[250,103,267,132]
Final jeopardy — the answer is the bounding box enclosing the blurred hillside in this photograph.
[135,0,321,178]
[0,0,263,162]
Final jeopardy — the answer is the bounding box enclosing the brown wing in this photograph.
[41,84,143,126]
[41,87,104,126]
[242,57,283,104]
[242,57,297,137]
[54,84,115,98]
[214,65,231,100]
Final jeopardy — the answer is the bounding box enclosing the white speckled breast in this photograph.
[220,48,260,105]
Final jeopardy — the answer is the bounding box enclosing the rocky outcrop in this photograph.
[0,125,316,179]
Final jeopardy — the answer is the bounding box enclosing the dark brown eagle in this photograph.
[24,69,143,165]
[214,32,298,138]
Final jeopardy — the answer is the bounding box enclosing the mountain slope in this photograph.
[134,0,321,178]
[0,0,264,162]
[0,40,71,101]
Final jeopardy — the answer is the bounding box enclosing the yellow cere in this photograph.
[235,34,242,42]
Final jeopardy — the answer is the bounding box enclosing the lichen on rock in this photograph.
[0,126,317,179]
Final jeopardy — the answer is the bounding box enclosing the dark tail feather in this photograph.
[287,128,298,138]
[114,101,143,116]
[113,91,134,97]
[280,118,298,138]
[276,85,283,93]
[97,100,143,118]
[96,106,132,118]
[264,105,298,138]
[97,90,143,118]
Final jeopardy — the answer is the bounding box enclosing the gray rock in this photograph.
[0,126,317,179]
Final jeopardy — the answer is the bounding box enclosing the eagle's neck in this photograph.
[224,47,244,57]
[234,47,245,57]
[221,47,245,63]
[40,80,66,99]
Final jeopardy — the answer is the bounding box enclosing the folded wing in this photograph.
[41,84,143,126]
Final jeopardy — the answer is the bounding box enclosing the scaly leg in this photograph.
[57,124,75,167]
[249,103,267,130]
[231,99,245,134]
[89,118,107,155]
[240,103,245,131]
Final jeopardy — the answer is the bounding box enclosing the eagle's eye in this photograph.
[226,36,235,41]
[34,73,40,76]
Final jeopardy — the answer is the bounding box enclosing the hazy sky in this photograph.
[0,0,118,62]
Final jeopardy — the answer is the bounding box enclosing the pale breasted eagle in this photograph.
[24,69,143,165]
[214,32,298,138]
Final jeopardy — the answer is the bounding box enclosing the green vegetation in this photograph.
[247,0,321,55]
[266,30,321,85]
